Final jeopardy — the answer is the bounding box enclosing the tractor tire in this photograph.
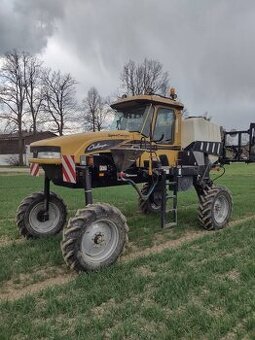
[198,186,232,230]
[16,192,67,239]
[61,203,129,272]
[139,183,162,214]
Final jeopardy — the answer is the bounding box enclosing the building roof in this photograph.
[0,131,57,141]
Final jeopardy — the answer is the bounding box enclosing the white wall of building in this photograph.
[0,154,20,166]
[0,146,31,166]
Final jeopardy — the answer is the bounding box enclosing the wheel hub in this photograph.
[213,195,229,224]
[29,202,60,233]
[93,233,104,245]
[150,191,162,209]
[36,210,49,222]
[81,219,119,263]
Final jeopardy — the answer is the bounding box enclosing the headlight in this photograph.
[37,151,61,159]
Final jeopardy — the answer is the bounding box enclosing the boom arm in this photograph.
[221,123,255,163]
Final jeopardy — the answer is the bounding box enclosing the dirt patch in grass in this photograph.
[0,274,73,302]
[104,317,167,339]
[221,320,246,340]
[0,236,14,247]
[225,270,240,282]
[123,215,255,262]
[0,266,75,302]
[152,231,169,245]
[91,298,117,317]
[0,236,24,247]
[215,269,241,283]
[11,266,68,286]
[228,215,255,227]
[190,294,225,318]
[122,229,205,262]
[135,265,155,278]
[91,289,157,321]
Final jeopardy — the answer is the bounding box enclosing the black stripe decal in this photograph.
[184,141,222,155]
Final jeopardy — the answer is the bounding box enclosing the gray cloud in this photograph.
[0,0,67,54]
[1,0,255,128]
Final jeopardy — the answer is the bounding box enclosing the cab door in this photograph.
[152,106,180,166]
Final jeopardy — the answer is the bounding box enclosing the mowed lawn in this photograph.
[0,163,254,339]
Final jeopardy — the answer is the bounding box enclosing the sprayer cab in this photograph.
[111,93,183,145]
[28,92,184,189]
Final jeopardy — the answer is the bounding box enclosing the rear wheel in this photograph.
[16,192,67,239]
[139,183,162,214]
[198,186,232,230]
[61,203,128,272]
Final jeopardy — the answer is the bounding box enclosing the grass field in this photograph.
[0,164,255,339]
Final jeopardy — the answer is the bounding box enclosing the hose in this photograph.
[120,173,159,200]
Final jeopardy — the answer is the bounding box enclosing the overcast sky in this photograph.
[1,0,255,129]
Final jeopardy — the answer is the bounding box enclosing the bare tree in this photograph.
[202,111,212,121]
[0,50,26,165]
[182,107,189,118]
[23,54,44,134]
[121,58,169,96]
[42,70,78,135]
[83,87,109,132]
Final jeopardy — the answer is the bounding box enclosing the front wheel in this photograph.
[61,203,129,272]
[16,192,67,239]
[198,186,233,230]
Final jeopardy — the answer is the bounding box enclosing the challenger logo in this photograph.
[85,140,124,153]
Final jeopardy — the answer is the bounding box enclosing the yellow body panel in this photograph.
[31,158,63,165]
[29,130,139,164]
[29,94,184,168]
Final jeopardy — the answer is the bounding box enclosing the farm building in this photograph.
[0,131,57,165]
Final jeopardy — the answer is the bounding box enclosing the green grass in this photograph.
[0,221,255,339]
[0,163,255,339]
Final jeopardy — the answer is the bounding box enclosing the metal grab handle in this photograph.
[119,172,159,201]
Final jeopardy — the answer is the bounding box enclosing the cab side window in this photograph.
[153,108,175,143]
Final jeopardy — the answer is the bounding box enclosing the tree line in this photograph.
[0,50,170,164]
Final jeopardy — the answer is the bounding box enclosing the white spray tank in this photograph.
[181,117,222,163]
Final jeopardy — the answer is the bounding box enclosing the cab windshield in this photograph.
[111,105,152,135]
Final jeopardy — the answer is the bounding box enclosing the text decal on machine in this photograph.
[85,140,124,153]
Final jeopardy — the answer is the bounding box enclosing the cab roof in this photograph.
[111,94,184,111]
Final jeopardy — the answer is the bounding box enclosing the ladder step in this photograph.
[163,222,177,229]
[166,208,177,212]
[166,195,176,199]
[161,174,178,228]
